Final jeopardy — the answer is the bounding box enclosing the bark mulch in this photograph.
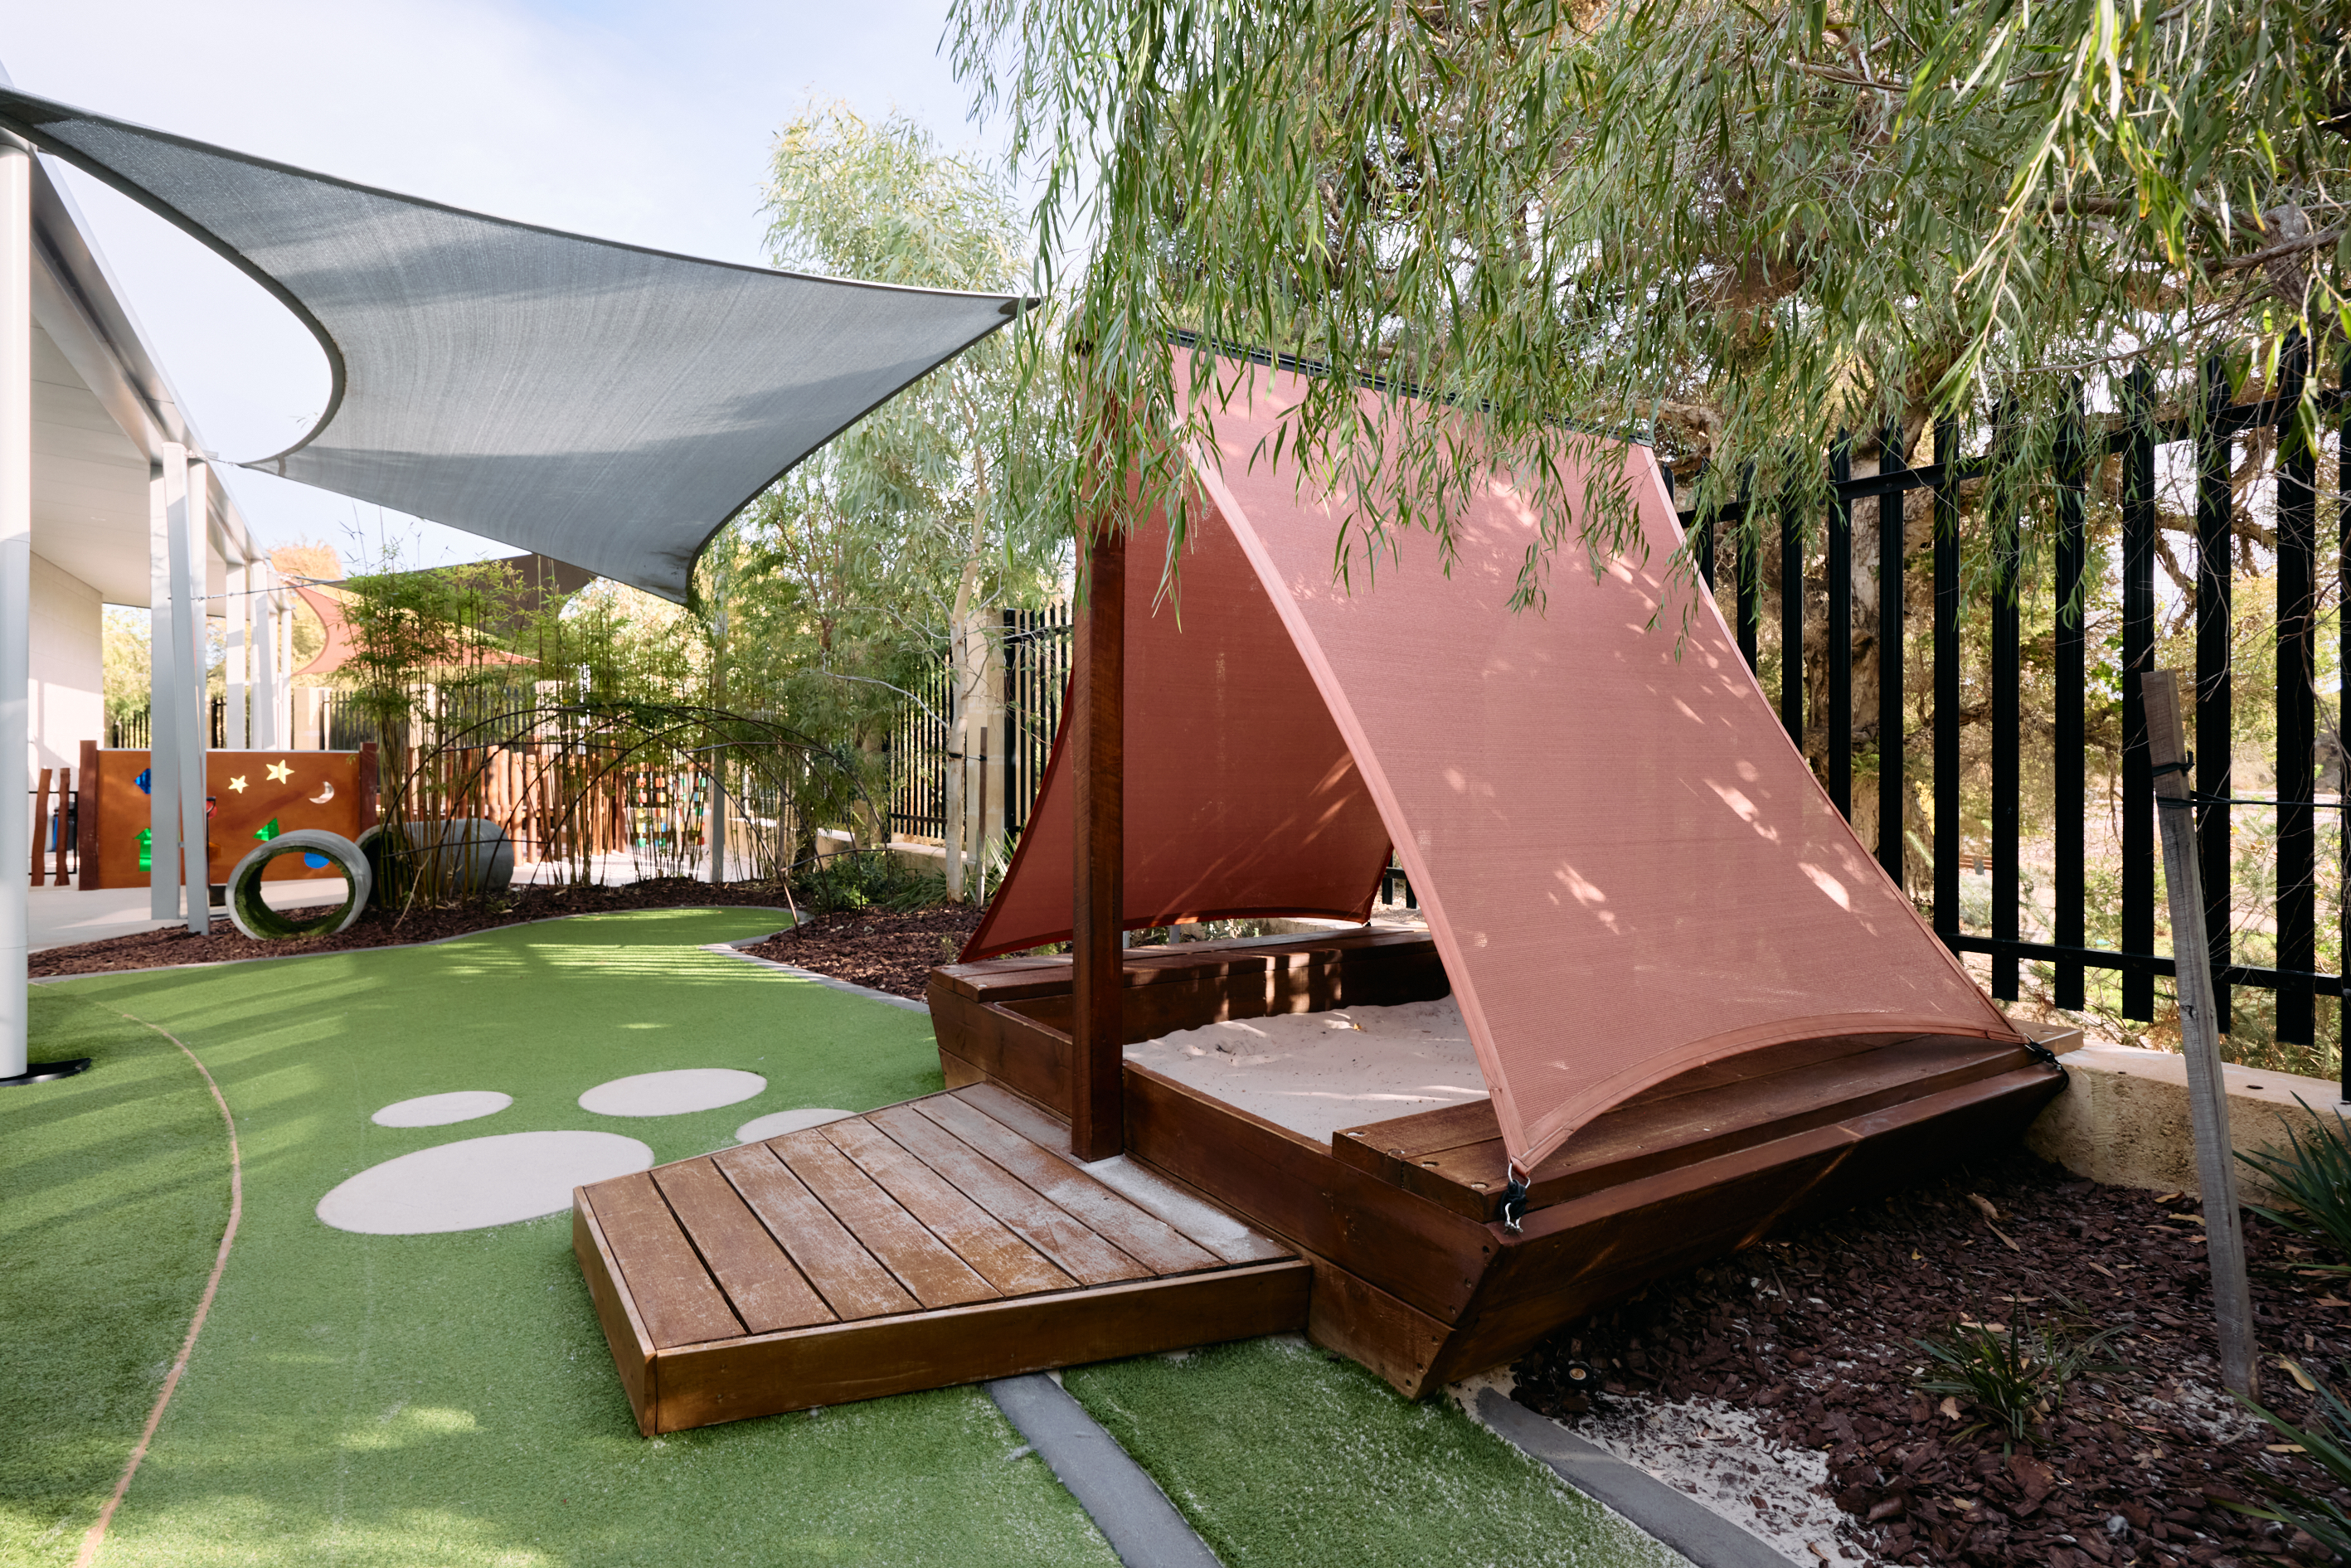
[737,905,986,999]
[29,879,800,978]
[1512,1144,2351,1566]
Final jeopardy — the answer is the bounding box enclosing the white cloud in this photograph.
[4,0,987,570]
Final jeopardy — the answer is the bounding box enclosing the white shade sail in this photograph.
[0,87,1025,600]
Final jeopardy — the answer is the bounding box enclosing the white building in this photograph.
[6,122,294,1080]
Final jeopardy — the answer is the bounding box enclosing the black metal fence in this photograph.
[886,660,955,839]
[1680,342,2349,1066]
[105,698,239,750]
[1001,604,1072,840]
[886,606,1073,845]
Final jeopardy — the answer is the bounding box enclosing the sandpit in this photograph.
[1124,997,1487,1143]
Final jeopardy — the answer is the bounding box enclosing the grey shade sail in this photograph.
[0,87,1025,601]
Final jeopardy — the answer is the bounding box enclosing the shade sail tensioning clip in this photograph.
[1499,1166,1532,1235]
[2019,1036,2071,1085]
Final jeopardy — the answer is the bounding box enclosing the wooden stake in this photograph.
[1071,523,1126,1162]
[29,768,49,881]
[2142,667,2260,1399]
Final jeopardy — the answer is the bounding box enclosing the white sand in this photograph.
[1454,1371,1879,1566]
[736,1107,852,1143]
[316,1130,653,1234]
[371,1090,512,1128]
[1125,997,1487,1143]
[578,1068,766,1117]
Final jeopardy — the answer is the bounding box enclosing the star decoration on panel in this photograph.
[266,760,294,784]
[227,775,248,793]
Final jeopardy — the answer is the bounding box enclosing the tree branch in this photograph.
[2214,225,2346,272]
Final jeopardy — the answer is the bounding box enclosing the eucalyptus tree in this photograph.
[745,104,1065,891]
[950,0,2347,596]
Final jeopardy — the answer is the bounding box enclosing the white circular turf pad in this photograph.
[317,1131,653,1235]
[736,1108,852,1143]
[371,1090,512,1128]
[578,1068,766,1118]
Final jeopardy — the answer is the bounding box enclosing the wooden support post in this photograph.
[1071,524,1125,1162]
[28,768,48,881]
[52,765,70,885]
[2142,668,2259,1400]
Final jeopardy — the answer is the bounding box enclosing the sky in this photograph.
[5,0,1003,576]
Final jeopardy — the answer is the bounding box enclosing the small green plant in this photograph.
[2227,1367,2351,1556]
[2238,1098,2351,1272]
[1915,1305,2120,1449]
[796,849,945,915]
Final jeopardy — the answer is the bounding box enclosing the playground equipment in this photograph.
[576,353,2068,1434]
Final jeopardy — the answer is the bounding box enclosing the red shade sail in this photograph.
[978,354,2018,1172]
[961,490,1394,960]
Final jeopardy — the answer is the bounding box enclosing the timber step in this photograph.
[1335,1032,2047,1222]
[575,1082,1309,1435]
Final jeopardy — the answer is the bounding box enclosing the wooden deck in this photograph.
[574,1083,1310,1435]
[926,932,2072,1399]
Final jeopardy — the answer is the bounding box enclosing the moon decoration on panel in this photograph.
[309,780,335,803]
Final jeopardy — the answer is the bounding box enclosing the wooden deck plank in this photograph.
[585,1172,745,1349]
[652,1158,835,1334]
[823,1117,1078,1298]
[950,1080,1292,1266]
[573,1196,658,1435]
[770,1129,1001,1308]
[866,1104,1150,1287]
[711,1143,916,1322]
[911,1094,1222,1276]
[953,1080,1073,1153]
[652,1259,1314,1432]
[950,1085,1288,1269]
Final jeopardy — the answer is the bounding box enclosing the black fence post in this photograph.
[1828,434,1853,815]
[2053,388,2088,1009]
[2339,347,2351,1100]
[2195,353,2236,1033]
[1933,416,1963,944]
[1989,405,2021,1002]
[2121,366,2158,1022]
[1737,517,1761,673]
[2277,332,2318,1042]
[1877,417,1907,889]
[1780,499,1805,746]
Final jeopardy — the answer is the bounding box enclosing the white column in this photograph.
[225,554,247,749]
[252,570,279,748]
[172,459,210,933]
[148,451,181,920]
[0,135,31,1079]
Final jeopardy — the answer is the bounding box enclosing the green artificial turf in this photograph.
[1063,1337,1687,1568]
[0,989,236,1566]
[7,908,1116,1568]
[9,907,1687,1568]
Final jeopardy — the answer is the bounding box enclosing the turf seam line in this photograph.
[703,941,931,1013]
[29,905,799,983]
[71,1007,247,1568]
[986,1374,1225,1568]
[1470,1385,1802,1568]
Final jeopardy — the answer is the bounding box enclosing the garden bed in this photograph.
[29,878,800,978]
[736,904,984,998]
[1510,1143,2351,1566]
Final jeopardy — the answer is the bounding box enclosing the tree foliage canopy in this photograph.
[953,0,2348,595]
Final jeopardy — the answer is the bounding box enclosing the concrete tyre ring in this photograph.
[226,830,373,939]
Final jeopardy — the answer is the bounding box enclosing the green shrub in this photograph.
[1915,1304,2120,1449]
[796,849,945,915]
[2227,1368,2351,1557]
[2238,1098,2351,1272]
